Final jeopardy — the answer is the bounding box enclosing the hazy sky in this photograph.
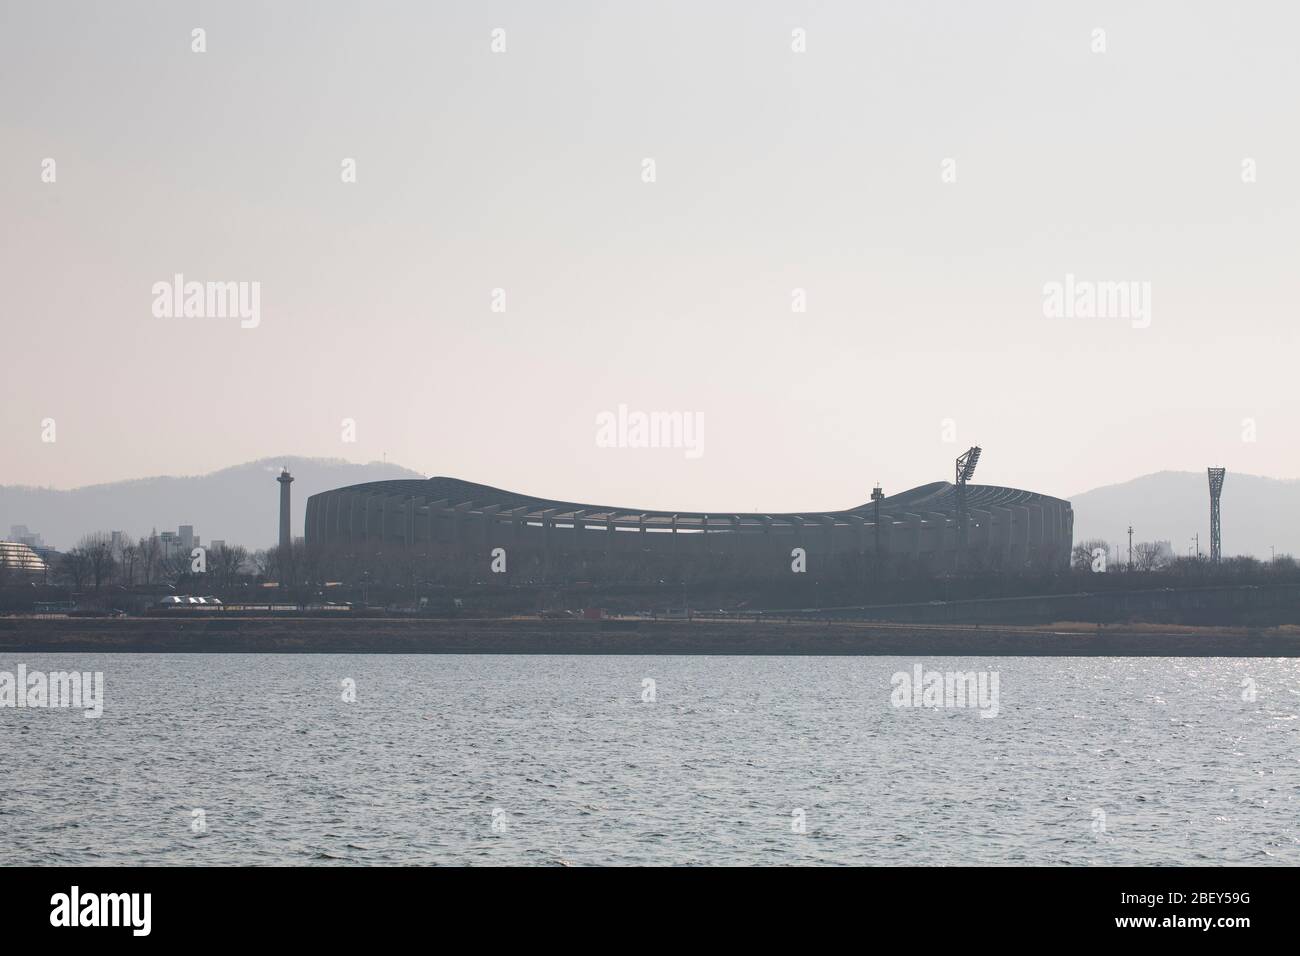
[3,1,1298,513]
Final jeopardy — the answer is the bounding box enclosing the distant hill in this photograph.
[0,457,424,551]
[7,462,1297,560]
[1070,471,1300,561]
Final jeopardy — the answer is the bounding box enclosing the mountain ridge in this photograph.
[0,456,424,551]
[1069,470,1300,561]
[4,462,1297,559]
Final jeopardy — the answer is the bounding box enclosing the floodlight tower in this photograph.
[871,484,884,557]
[1207,467,1225,563]
[955,446,982,556]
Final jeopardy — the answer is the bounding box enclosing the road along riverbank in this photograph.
[2,616,1299,656]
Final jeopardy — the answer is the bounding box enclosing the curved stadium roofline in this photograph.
[304,476,1074,571]
[311,476,1067,520]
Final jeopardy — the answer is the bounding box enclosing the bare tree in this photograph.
[138,533,161,585]
[251,548,276,582]
[60,547,92,590]
[1132,541,1168,572]
[118,540,139,587]
[1071,538,1111,572]
[299,542,326,589]
[162,543,196,587]
[276,543,299,589]
[210,543,249,591]
[79,533,116,590]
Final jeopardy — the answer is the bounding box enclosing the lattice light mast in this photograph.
[955,446,982,554]
[1207,467,1225,563]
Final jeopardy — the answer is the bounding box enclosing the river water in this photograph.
[2,653,1296,865]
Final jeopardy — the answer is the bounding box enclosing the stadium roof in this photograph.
[313,476,1066,529]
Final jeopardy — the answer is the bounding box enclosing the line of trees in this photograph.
[56,533,253,592]
[50,531,1300,595]
[14,530,1299,614]
[1072,537,1296,575]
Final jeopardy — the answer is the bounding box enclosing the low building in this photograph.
[0,540,49,578]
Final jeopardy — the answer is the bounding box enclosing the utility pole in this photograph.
[1127,526,1133,571]
[1194,533,1199,560]
[871,484,884,559]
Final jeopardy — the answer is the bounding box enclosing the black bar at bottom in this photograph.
[0,866,1285,943]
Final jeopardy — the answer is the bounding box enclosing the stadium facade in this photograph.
[304,476,1073,572]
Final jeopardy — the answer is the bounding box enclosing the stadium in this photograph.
[303,452,1073,575]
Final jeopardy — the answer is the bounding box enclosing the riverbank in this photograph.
[2,616,1299,656]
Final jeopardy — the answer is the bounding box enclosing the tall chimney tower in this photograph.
[277,468,294,550]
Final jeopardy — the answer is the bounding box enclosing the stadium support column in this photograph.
[304,496,316,544]
[991,506,1013,566]
[349,493,361,542]
[904,513,923,559]
[758,516,773,560]
[508,507,529,544]
[404,497,418,548]
[1026,505,1044,566]
[846,514,864,552]
[819,516,835,555]
[539,509,559,569]
[923,512,948,561]
[1052,502,1069,569]
[845,514,865,588]
[276,469,294,551]
[969,508,991,561]
[452,502,474,552]
[426,500,449,545]
[1011,505,1031,567]
[408,497,427,546]
[482,505,500,552]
